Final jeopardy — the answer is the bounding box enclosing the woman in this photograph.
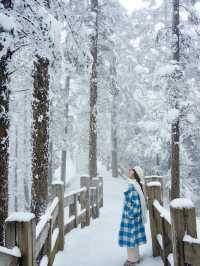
[118,166,147,266]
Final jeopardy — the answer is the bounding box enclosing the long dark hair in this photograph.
[133,169,144,193]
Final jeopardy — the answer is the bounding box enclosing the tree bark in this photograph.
[110,57,118,178]
[0,49,11,245]
[61,76,70,188]
[171,0,180,200]
[0,0,13,245]
[89,0,98,178]
[31,56,50,223]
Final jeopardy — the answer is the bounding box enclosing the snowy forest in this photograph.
[1,0,200,265]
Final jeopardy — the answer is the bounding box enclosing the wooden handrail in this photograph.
[0,175,104,266]
[146,176,200,266]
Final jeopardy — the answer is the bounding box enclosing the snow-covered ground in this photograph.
[54,166,162,266]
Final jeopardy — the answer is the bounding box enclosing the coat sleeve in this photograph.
[124,190,140,219]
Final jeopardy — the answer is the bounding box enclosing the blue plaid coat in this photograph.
[118,184,147,248]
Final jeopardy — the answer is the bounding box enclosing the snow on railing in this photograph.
[0,175,104,266]
[145,175,200,266]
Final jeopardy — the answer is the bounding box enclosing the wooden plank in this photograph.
[64,194,74,207]
[163,218,172,242]
[146,183,162,257]
[35,222,50,257]
[0,252,19,266]
[80,176,90,226]
[161,217,172,266]
[91,178,100,218]
[99,176,104,208]
[69,194,78,228]
[64,217,75,235]
[49,199,59,226]
[43,218,52,265]
[52,183,65,251]
[170,200,197,266]
[49,228,60,266]
[78,209,86,225]
[64,187,87,207]
[184,240,200,266]
[80,189,87,228]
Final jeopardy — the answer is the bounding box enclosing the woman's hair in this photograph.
[133,169,144,193]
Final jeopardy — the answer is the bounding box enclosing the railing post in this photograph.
[91,178,100,218]
[80,189,87,228]
[170,198,197,266]
[80,176,90,226]
[5,212,36,266]
[99,176,103,208]
[44,217,52,265]
[146,181,162,257]
[161,216,172,266]
[69,194,78,228]
[52,181,64,251]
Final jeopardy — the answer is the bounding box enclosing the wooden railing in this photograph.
[0,176,103,266]
[145,176,200,266]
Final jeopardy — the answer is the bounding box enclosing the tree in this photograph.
[89,0,99,178]
[110,56,119,177]
[0,0,13,245]
[31,56,50,222]
[171,0,180,200]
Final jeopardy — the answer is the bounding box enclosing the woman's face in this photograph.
[128,169,135,179]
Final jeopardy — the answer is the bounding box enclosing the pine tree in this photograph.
[171,0,180,200]
[89,0,99,178]
[0,0,13,245]
[31,56,50,222]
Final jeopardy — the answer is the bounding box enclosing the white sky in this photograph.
[120,0,147,13]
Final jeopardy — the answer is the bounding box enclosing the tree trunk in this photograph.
[171,0,180,200]
[61,76,70,188]
[111,95,118,178]
[89,0,98,178]
[0,0,13,245]
[110,57,118,178]
[31,56,50,223]
[0,49,11,245]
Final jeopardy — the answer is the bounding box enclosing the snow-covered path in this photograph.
[54,168,162,266]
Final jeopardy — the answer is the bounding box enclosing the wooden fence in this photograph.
[0,176,103,266]
[145,176,200,266]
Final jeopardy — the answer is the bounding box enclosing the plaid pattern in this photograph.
[118,184,147,248]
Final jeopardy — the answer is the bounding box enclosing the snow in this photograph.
[145,176,163,179]
[183,234,200,244]
[167,253,174,266]
[6,212,35,222]
[0,246,21,258]
[52,228,60,251]
[52,180,64,186]
[170,198,194,209]
[54,165,162,266]
[36,197,59,239]
[65,215,75,225]
[40,256,48,266]
[64,187,86,198]
[156,234,163,249]
[147,181,161,187]
[0,14,15,32]
[153,200,171,224]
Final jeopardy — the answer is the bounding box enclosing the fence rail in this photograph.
[0,175,103,266]
[145,176,200,266]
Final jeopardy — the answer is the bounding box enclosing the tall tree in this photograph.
[89,0,98,178]
[171,0,180,200]
[61,76,70,188]
[110,56,118,178]
[31,56,50,222]
[0,0,13,245]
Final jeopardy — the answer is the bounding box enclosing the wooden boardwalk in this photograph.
[54,170,162,266]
